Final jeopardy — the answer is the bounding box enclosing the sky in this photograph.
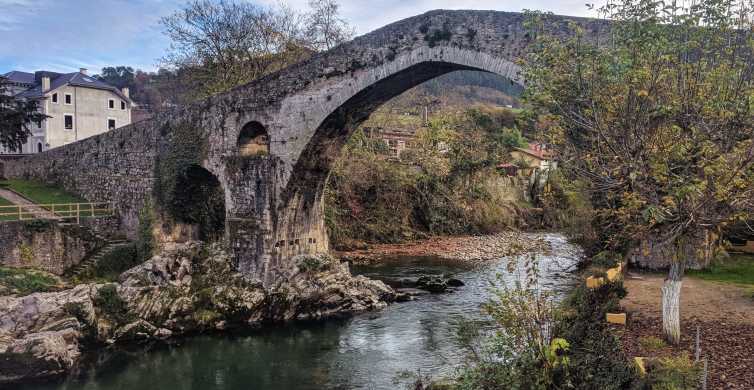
[0,0,598,75]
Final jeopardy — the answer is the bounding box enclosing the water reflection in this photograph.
[15,233,581,390]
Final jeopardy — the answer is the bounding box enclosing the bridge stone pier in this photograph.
[6,10,608,285]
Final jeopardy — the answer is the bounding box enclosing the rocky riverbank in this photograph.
[336,231,553,267]
[0,242,394,384]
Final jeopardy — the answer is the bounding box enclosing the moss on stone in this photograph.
[424,22,452,48]
[136,202,155,262]
[93,284,134,326]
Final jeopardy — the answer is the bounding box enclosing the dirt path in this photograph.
[622,273,754,326]
[0,188,58,219]
[619,273,754,389]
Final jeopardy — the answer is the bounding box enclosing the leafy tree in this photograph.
[95,66,135,89]
[0,77,47,151]
[524,0,754,344]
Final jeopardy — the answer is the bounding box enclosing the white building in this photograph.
[1,69,133,154]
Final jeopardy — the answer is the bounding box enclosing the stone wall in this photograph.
[0,220,105,275]
[5,119,160,238]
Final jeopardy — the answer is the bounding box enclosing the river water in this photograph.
[17,233,582,390]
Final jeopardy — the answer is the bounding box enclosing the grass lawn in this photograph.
[688,254,754,286]
[0,179,84,204]
[0,196,12,206]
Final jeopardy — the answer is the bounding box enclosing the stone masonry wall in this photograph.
[5,118,162,238]
[0,220,105,275]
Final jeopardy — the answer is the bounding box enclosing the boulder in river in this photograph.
[446,278,465,287]
[416,276,448,293]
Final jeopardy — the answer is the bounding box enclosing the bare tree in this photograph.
[160,0,353,100]
[160,0,310,98]
[305,0,355,51]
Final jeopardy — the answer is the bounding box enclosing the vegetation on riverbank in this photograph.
[325,106,532,248]
[0,266,62,295]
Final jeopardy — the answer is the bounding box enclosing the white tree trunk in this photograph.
[662,261,684,345]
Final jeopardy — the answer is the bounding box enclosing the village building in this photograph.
[509,142,557,176]
[1,69,133,154]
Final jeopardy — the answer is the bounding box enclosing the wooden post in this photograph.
[76,203,80,224]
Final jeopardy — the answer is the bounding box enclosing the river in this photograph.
[16,233,582,390]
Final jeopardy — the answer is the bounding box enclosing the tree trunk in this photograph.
[662,261,684,345]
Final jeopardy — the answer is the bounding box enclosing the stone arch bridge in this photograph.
[7,10,608,285]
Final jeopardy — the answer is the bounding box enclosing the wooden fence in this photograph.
[0,202,112,223]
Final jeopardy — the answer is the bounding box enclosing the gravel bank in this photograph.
[336,231,553,267]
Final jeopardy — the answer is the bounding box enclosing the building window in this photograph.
[108,119,116,130]
[64,115,73,130]
[36,119,42,129]
[108,99,114,109]
[120,100,126,110]
[64,94,72,104]
[52,93,58,103]
[37,143,42,153]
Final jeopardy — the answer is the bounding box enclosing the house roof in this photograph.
[513,142,555,161]
[6,70,132,103]
[3,71,35,85]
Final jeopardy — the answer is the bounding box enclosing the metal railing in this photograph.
[0,202,112,223]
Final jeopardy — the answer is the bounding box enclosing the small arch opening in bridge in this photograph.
[172,164,226,241]
[238,121,270,157]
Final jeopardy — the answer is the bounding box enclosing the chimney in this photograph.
[41,76,50,92]
[79,68,88,75]
[121,87,130,98]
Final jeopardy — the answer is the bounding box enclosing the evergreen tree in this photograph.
[0,76,47,151]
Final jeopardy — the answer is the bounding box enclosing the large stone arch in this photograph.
[270,52,522,273]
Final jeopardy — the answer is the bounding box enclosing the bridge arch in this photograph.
[273,47,525,273]
[289,47,521,200]
[171,164,226,242]
[238,121,270,157]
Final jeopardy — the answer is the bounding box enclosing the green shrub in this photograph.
[645,354,701,390]
[92,284,134,325]
[296,255,331,272]
[638,336,667,352]
[454,259,572,389]
[23,219,53,232]
[91,244,139,281]
[555,282,639,390]
[592,251,622,268]
[0,267,59,295]
[136,201,155,262]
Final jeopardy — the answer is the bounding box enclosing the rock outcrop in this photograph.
[0,242,394,384]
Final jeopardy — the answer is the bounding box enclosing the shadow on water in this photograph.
[14,233,582,390]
